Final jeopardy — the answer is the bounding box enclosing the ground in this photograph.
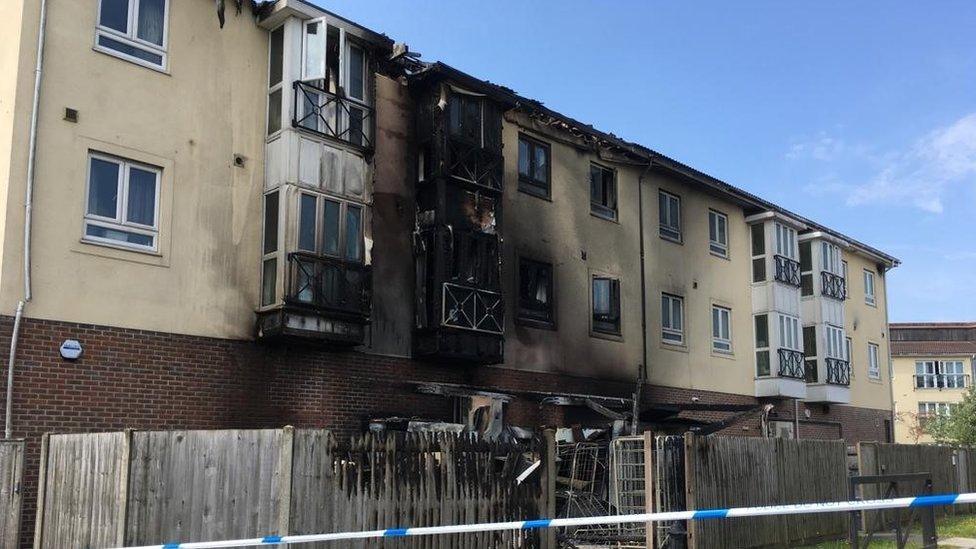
[801,514,976,548]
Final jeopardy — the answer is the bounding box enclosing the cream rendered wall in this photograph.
[843,250,893,411]
[500,116,643,382]
[892,355,972,444]
[644,174,754,396]
[0,0,270,339]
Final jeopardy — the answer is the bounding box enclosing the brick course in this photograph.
[0,315,891,547]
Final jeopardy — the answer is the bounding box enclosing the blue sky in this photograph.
[315,1,976,322]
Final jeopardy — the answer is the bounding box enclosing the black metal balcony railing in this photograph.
[825,358,851,386]
[286,252,371,317]
[914,373,970,389]
[442,282,503,334]
[820,271,847,300]
[773,255,802,287]
[446,136,503,192]
[293,81,374,150]
[777,348,805,379]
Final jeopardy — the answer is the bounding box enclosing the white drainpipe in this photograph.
[5,0,48,440]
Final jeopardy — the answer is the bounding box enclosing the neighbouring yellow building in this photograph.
[891,322,976,443]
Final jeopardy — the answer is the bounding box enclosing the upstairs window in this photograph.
[751,223,766,282]
[96,0,169,69]
[799,241,813,296]
[518,258,554,327]
[824,324,845,359]
[518,135,550,199]
[589,164,617,221]
[864,269,876,306]
[592,276,621,335]
[449,93,483,145]
[661,293,684,344]
[296,193,364,262]
[868,343,880,379]
[943,360,967,388]
[821,241,841,274]
[711,305,732,353]
[659,191,681,242]
[708,210,729,258]
[775,223,797,260]
[84,152,159,252]
[778,314,801,351]
[755,314,770,376]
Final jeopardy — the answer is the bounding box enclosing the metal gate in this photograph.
[654,436,686,549]
[0,440,24,548]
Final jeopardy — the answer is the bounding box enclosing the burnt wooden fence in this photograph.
[683,434,848,549]
[33,428,550,549]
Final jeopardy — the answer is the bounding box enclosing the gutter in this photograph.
[5,0,47,440]
[633,160,654,434]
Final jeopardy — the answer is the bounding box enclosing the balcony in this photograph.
[441,283,504,334]
[915,374,970,390]
[778,348,805,379]
[820,271,846,300]
[293,81,374,151]
[825,358,851,386]
[257,252,371,344]
[773,255,802,287]
[755,349,808,399]
[445,136,504,192]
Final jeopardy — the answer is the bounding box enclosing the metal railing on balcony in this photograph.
[777,348,805,379]
[820,271,846,300]
[293,81,374,150]
[446,136,503,192]
[441,282,504,334]
[773,255,802,287]
[285,252,371,317]
[825,358,851,386]
[914,373,970,389]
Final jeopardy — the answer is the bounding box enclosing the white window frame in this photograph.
[295,190,366,263]
[711,305,732,353]
[302,17,328,82]
[915,360,938,388]
[821,241,841,275]
[942,360,968,388]
[708,210,729,258]
[919,402,956,417]
[867,342,880,379]
[863,269,876,306]
[775,223,797,260]
[778,314,801,351]
[661,293,684,345]
[94,0,170,70]
[824,324,845,360]
[659,190,682,243]
[83,152,160,252]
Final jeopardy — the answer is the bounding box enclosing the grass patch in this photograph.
[798,513,976,548]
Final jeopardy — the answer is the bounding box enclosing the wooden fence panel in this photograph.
[34,432,127,549]
[686,435,847,549]
[0,440,24,548]
[125,428,286,546]
[858,441,958,528]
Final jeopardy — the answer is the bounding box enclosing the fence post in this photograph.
[643,430,654,549]
[115,428,133,546]
[541,429,556,549]
[277,426,295,545]
[683,431,697,549]
[32,433,49,549]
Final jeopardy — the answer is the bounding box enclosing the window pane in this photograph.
[752,258,766,283]
[518,138,530,178]
[97,35,164,66]
[126,167,157,226]
[755,314,768,348]
[593,279,610,315]
[712,307,720,338]
[534,144,548,183]
[751,223,765,256]
[672,299,682,330]
[304,21,325,80]
[85,224,153,247]
[322,200,340,255]
[263,192,278,254]
[669,198,680,229]
[590,166,602,204]
[800,242,812,271]
[99,0,129,32]
[347,46,365,100]
[269,27,284,86]
[345,205,362,261]
[661,296,671,327]
[757,350,770,376]
[261,258,277,306]
[267,88,282,135]
[659,193,668,225]
[89,158,120,218]
[136,0,166,46]
[348,106,365,146]
[298,194,316,251]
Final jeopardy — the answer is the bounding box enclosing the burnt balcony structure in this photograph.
[410,66,514,363]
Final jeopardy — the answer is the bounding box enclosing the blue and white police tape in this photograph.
[116,492,976,549]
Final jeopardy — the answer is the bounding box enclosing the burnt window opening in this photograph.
[592,276,621,335]
[448,93,484,146]
[450,232,499,289]
[518,258,554,327]
[590,164,617,221]
[518,135,550,199]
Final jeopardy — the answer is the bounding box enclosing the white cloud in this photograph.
[845,113,976,213]
[786,133,846,161]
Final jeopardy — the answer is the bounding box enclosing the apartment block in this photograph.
[891,323,976,443]
[0,1,900,543]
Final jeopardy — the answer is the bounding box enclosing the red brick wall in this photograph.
[0,315,891,547]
